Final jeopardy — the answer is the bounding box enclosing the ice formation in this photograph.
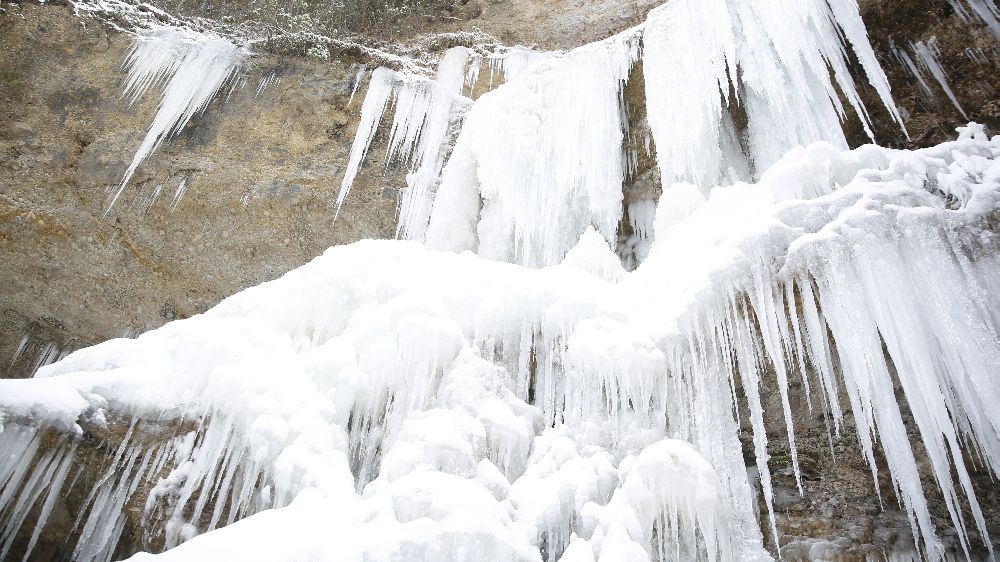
[340,0,902,267]
[335,47,473,241]
[892,38,969,119]
[108,27,246,212]
[3,0,1000,561]
[947,0,1000,39]
[335,44,562,242]
[425,33,640,267]
[4,127,1000,561]
[640,0,900,189]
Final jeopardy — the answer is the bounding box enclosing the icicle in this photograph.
[891,40,936,99]
[335,67,395,217]
[567,439,739,562]
[395,47,472,241]
[170,178,187,211]
[7,335,29,369]
[336,48,474,237]
[425,33,640,267]
[642,0,902,190]
[495,46,557,82]
[4,3,1000,560]
[949,0,1000,39]
[108,27,246,214]
[256,71,280,99]
[911,39,969,119]
[347,65,367,106]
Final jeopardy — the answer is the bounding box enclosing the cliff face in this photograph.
[1,2,401,377]
[1,0,998,560]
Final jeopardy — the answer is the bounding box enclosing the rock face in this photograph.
[848,0,1000,148]
[0,0,998,560]
[0,2,401,378]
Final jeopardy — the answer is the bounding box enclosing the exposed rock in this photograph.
[0,2,401,377]
[847,0,1000,148]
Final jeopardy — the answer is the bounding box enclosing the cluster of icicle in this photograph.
[2,0,1000,561]
[338,0,903,268]
[3,125,998,562]
[890,37,968,119]
[107,26,246,212]
[946,0,1000,39]
[335,45,555,242]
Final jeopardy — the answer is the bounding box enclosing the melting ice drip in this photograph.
[1,1,1000,562]
[107,27,246,213]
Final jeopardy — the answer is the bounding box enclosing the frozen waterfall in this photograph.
[2,0,1000,561]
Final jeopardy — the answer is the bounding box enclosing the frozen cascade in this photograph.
[334,39,571,266]
[425,32,640,267]
[2,127,999,560]
[109,27,246,212]
[335,43,563,240]
[640,0,901,190]
[4,0,1000,560]
[345,0,904,267]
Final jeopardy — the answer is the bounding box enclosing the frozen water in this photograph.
[425,32,641,267]
[948,0,1000,39]
[109,27,246,213]
[912,39,968,119]
[335,48,474,240]
[343,0,902,268]
[3,128,999,561]
[642,0,901,189]
[3,0,1000,561]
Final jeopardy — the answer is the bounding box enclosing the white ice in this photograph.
[911,39,968,119]
[109,27,246,213]
[2,127,998,561]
